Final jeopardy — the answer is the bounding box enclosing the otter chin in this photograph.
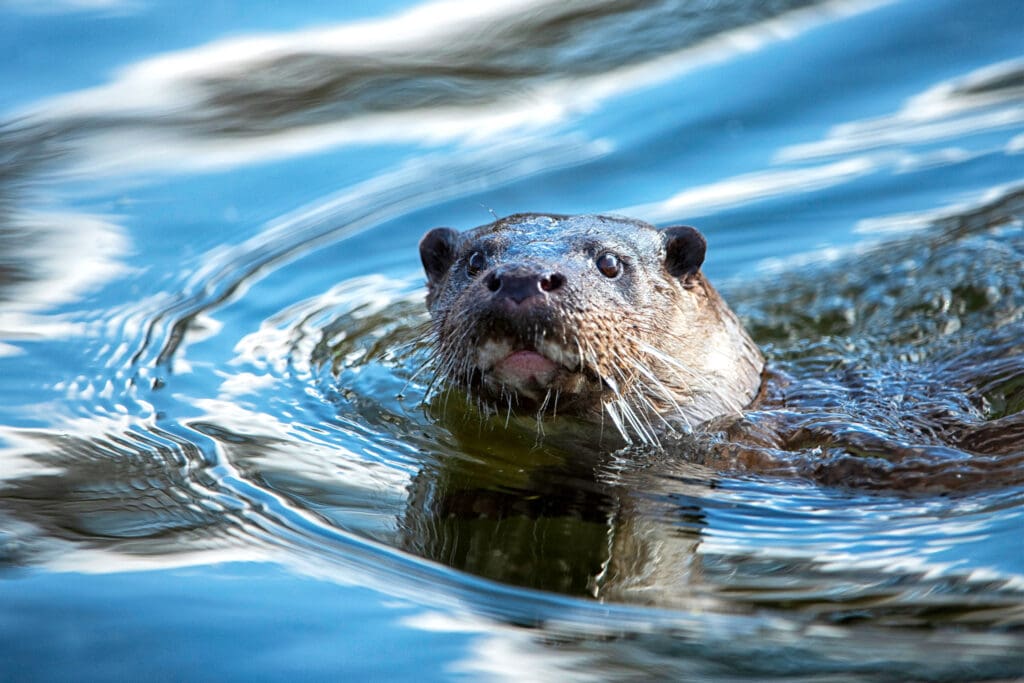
[418,213,764,444]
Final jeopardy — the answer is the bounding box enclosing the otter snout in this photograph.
[484,264,566,305]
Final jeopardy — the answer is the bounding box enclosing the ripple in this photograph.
[1,2,1022,679]
[8,0,887,174]
[777,58,1024,163]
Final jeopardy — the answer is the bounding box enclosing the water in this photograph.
[1,0,1023,680]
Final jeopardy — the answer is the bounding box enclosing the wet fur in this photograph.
[418,213,763,445]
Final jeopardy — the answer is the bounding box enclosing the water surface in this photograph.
[1,0,1023,680]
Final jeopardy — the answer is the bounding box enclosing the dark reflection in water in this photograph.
[12,0,823,142]
[404,447,619,597]
[398,416,720,608]
[0,227,34,298]
[0,124,60,300]
[192,0,821,135]
[0,426,229,567]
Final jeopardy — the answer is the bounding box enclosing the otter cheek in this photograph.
[493,350,558,388]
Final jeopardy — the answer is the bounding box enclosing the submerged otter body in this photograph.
[419,213,763,443]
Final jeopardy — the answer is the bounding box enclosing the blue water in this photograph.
[2,0,1023,680]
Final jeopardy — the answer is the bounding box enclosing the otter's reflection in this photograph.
[399,417,709,603]
[403,455,618,596]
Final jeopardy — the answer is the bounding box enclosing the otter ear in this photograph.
[661,226,706,282]
[419,227,461,283]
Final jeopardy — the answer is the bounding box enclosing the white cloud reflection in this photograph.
[777,58,1024,163]
[1008,132,1024,154]
[2,211,129,310]
[14,0,894,175]
[2,0,137,14]
[621,57,1024,224]
[854,180,1024,235]
[620,157,877,222]
[0,211,131,347]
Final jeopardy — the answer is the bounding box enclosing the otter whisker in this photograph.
[534,389,553,438]
[606,352,663,444]
[536,387,553,420]
[617,387,661,446]
[603,399,632,445]
[603,346,672,443]
[627,355,690,423]
[504,389,515,428]
[636,339,747,415]
[627,379,676,433]
[404,356,435,395]
[601,369,659,446]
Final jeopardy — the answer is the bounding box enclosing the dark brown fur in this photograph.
[419,213,763,444]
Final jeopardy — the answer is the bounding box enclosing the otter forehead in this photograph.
[469,213,662,260]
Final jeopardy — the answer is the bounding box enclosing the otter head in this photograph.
[419,213,761,442]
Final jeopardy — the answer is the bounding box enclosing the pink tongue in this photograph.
[494,350,558,384]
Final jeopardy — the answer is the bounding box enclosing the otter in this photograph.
[418,213,763,444]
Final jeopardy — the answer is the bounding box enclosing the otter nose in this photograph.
[484,265,566,304]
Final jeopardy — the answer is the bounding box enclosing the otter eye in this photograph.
[595,252,621,278]
[466,251,486,277]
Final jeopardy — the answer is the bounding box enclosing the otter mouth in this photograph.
[493,349,559,387]
[476,337,586,403]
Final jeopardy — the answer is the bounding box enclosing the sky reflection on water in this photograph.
[1,0,1023,680]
